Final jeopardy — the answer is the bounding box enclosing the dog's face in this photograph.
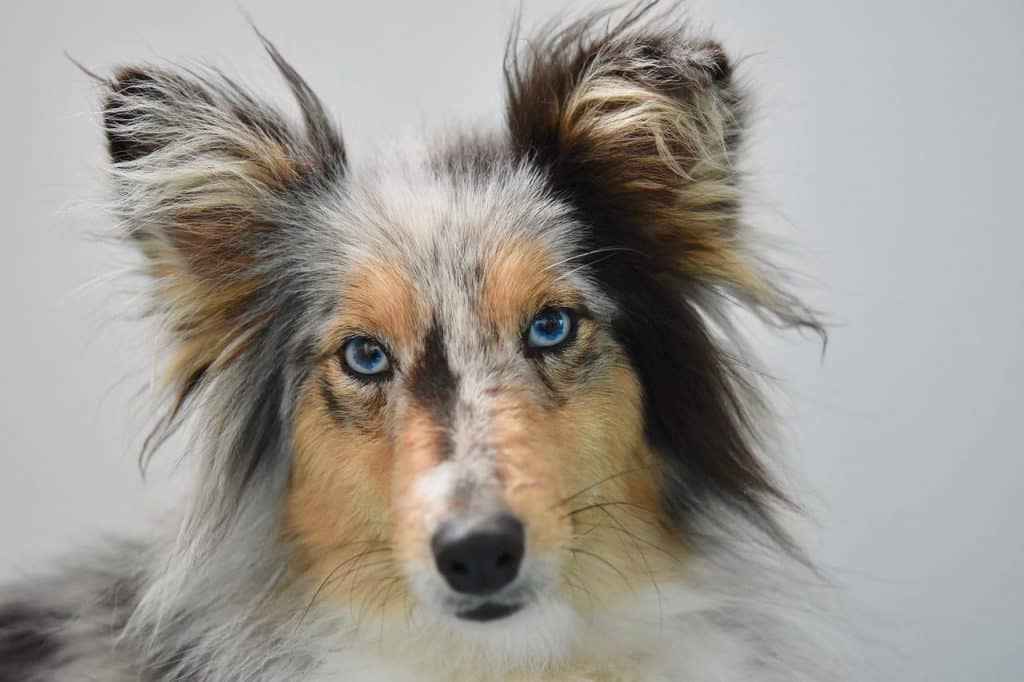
[100,10,817,667]
[285,160,677,637]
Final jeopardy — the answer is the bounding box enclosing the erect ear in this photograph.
[506,8,812,326]
[100,41,345,422]
[103,42,344,273]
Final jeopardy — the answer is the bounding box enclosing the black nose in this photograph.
[431,513,525,596]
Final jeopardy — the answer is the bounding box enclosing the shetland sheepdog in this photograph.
[0,4,839,680]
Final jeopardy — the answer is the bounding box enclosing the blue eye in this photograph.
[342,337,391,377]
[527,308,573,350]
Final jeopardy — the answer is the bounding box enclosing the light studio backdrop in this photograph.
[1,2,1021,680]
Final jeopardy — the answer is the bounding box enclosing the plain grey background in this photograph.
[2,1,1022,679]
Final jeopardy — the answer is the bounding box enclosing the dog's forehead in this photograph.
[329,151,600,326]
[345,151,577,266]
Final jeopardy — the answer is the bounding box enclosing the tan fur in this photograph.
[287,376,405,619]
[318,258,424,358]
[145,247,267,419]
[481,237,574,329]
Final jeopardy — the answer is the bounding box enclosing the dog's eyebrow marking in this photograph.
[319,375,357,426]
[407,322,458,455]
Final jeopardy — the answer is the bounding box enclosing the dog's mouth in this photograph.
[455,601,523,622]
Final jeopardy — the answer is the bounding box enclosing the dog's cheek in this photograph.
[490,362,646,553]
[509,360,683,603]
[284,379,397,602]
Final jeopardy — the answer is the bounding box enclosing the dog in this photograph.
[0,4,839,680]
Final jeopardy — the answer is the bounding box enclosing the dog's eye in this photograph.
[526,308,573,350]
[342,336,392,378]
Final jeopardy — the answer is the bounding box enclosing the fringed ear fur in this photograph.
[506,5,823,548]
[506,4,820,331]
[99,43,344,447]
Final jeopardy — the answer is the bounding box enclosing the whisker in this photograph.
[542,245,648,274]
[563,569,598,612]
[569,547,632,591]
[354,574,403,632]
[371,576,405,646]
[297,545,392,627]
[564,499,661,527]
[578,504,666,628]
[572,520,686,568]
[557,466,652,507]
[551,251,633,285]
[342,558,397,600]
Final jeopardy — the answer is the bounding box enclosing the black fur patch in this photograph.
[319,375,356,425]
[597,258,780,518]
[0,603,65,681]
[103,69,172,163]
[408,323,457,414]
[319,374,387,435]
[408,323,458,456]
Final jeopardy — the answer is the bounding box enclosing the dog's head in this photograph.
[101,7,818,668]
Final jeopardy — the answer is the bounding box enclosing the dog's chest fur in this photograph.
[305,582,798,682]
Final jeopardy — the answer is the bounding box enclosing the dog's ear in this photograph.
[100,44,344,423]
[506,9,809,325]
[103,44,343,277]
